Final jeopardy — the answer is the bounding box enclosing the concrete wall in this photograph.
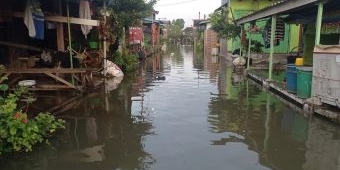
[204,28,219,56]
[151,23,161,46]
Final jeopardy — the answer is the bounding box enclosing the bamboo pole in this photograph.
[67,1,74,85]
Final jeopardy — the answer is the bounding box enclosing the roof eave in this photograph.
[235,0,319,25]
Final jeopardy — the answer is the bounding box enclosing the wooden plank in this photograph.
[36,84,75,89]
[10,12,99,26]
[5,68,89,74]
[44,72,77,89]
[0,41,43,52]
[46,15,99,26]
[2,67,99,91]
[28,85,82,91]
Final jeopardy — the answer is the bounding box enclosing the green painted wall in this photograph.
[227,0,300,54]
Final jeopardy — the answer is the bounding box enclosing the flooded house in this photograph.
[0,0,110,91]
[232,0,340,121]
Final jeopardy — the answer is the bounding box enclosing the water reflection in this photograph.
[0,76,154,170]
[1,45,340,170]
[210,55,340,170]
[303,118,340,170]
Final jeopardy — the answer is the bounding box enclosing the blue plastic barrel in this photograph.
[286,64,297,93]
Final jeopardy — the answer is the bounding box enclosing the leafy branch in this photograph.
[209,9,241,40]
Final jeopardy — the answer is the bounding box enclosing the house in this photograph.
[143,11,161,50]
[182,27,194,45]
[218,0,301,55]
[0,0,106,90]
[198,21,219,56]
[129,27,144,53]
[159,19,171,40]
[235,0,340,113]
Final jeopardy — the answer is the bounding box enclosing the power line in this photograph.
[156,0,202,7]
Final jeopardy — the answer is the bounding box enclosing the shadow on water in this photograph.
[0,73,155,170]
[208,55,340,170]
[1,44,340,170]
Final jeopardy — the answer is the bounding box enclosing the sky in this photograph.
[154,0,221,27]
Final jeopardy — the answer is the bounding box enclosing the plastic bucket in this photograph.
[295,58,304,66]
[297,66,313,99]
[286,64,297,93]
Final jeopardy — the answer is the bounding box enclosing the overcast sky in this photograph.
[154,0,221,27]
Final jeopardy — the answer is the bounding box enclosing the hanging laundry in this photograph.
[79,0,92,39]
[24,0,44,39]
[262,17,285,48]
[275,18,285,41]
[24,0,35,37]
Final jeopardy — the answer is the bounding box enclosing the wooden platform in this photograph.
[1,68,102,91]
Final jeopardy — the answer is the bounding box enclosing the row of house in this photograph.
[0,0,163,91]
[197,0,340,117]
[239,0,340,111]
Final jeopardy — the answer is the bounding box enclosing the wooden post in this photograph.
[57,0,64,51]
[57,24,65,51]
[103,1,107,77]
[239,25,243,56]
[315,2,324,45]
[268,15,276,80]
[247,34,251,69]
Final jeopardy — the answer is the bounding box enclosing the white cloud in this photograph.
[154,0,220,27]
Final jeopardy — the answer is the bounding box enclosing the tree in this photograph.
[209,9,240,40]
[100,0,157,52]
[167,18,185,43]
[168,24,182,42]
[172,19,185,29]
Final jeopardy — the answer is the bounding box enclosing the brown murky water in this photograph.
[1,45,340,170]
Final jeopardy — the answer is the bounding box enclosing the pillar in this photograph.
[268,15,276,80]
[315,2,324,45]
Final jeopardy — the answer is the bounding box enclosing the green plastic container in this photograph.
[296,66,313,99]
[88,41,98,49]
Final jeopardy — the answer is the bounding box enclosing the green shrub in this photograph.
[0,82,65,154]
[112,51,124,67]
[112,50,137,72]
[122,51,137,72]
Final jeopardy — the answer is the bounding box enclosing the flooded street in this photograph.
[1,45,340,170]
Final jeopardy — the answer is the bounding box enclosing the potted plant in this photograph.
[88,29,99,49]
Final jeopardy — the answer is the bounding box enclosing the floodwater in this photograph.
[1,45,340,170]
